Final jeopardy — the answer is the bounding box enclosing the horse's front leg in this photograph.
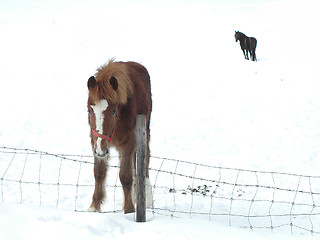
[119,146,135,214]
[242,49,247,60]
[88,156,108,212]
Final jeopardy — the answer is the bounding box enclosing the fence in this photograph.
[1,146,320,236]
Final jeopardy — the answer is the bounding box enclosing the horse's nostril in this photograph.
[94,148,108,158]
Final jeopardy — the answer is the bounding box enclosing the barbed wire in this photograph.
[1,146,320,236]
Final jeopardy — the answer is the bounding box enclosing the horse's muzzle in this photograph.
[94,147,109,159]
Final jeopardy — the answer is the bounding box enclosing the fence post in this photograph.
[136,115,146,222]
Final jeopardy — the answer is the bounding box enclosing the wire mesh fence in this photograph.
[1,146,320,236]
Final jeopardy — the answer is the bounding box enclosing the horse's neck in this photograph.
[239,33,247,40]
[239,34,248,46]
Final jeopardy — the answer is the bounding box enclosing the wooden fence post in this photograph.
[136,115,146,222]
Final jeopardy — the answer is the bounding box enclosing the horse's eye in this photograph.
[112,109,116,116]
[88,109,91,115]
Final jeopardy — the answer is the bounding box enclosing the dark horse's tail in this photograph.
[249,37,257,61]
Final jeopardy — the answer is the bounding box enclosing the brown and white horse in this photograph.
[87,59,152,213]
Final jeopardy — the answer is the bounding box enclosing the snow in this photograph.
[1,0,320,239]
[0,203,314,240]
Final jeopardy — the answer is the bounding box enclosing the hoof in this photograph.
[88,206,100,212]
[124,208,135,214]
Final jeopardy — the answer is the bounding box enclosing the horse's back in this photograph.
[126,62,150,88]
[122,61,152,124]
[249,37,257,49]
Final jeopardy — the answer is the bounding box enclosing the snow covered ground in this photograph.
[2,203,313,240]
[1,0,320,239]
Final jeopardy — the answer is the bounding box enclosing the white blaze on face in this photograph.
[91,99,109,156]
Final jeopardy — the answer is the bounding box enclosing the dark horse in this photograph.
[87,59,152,213]
[235,31,257,61]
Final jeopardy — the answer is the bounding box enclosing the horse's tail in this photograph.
[252,37,257,50]
[253,38,257,61]
[249,37,257,61]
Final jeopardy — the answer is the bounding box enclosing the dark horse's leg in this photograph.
[119,145,135,214]
[242,48,248,60]
[243,38,249,60]
[252,46,257,61]
[249,46,256,61]
[89,157,108,212]
[251,38,257,61]
[252,49,257,61]
[249,49,253,61]
[249,47,257,61]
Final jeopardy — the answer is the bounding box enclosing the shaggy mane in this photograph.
[93,59,133,104]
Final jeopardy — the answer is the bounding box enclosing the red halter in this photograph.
[91,128,116,142]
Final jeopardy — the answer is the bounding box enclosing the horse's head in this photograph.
[235,31,239,42]
[87,75,120,159]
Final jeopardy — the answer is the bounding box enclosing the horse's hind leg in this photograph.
[119,146,135,214]
[89,157,108,212]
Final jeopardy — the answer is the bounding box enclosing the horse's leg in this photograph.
[253,50,257,61]
[249,50,253,61]
[88,157,108,212]
[250,48,256,61]
[119,145,135,214]
[242,49,246,59]
[243,48,249,60]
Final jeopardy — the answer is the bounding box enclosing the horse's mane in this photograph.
[93,59,133,104]
[236,31,246,39]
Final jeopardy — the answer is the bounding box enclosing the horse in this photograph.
[234,31,257,61]
[87,59,152,213]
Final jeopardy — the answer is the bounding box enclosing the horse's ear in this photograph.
[110,76,118,91]
[87,76,96,90]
